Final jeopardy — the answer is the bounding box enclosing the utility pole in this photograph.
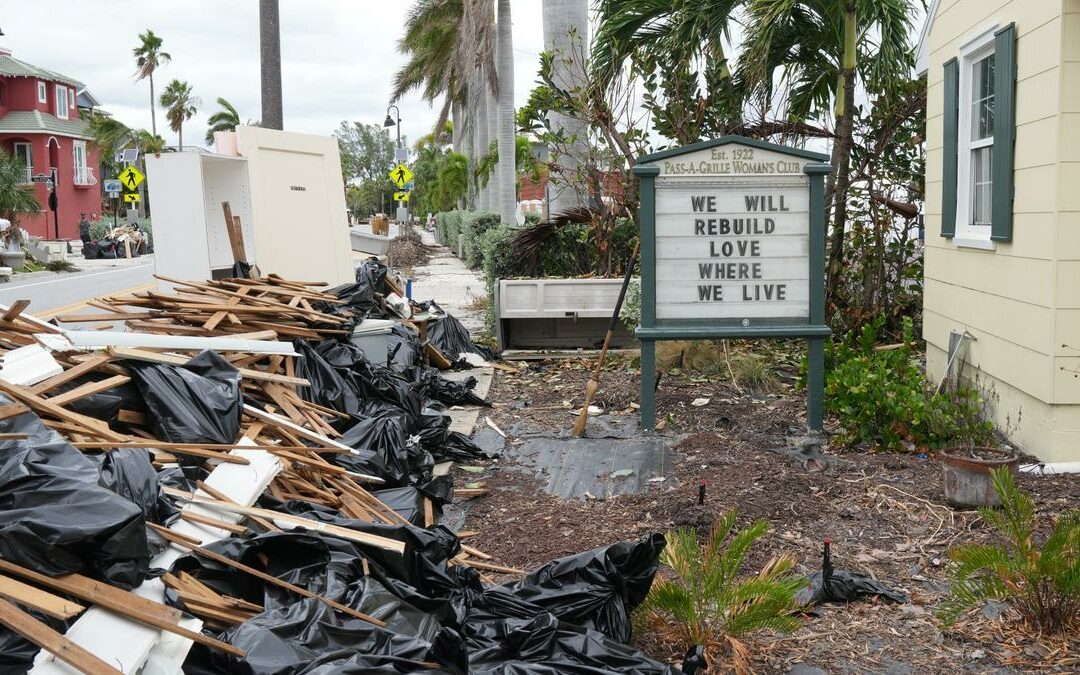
[259,0,283,129]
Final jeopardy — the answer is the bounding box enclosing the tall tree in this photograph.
[495,0,516,225]
[541,0,590,216]
[160,79,199,150]
[132,29,171,136]
[259,0,283,129]
[740,0,914,304]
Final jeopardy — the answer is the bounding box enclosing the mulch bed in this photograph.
[461,358,1080,674]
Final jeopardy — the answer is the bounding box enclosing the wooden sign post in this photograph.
[633,136,833,431]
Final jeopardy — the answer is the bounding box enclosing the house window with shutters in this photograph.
[941,23,1016,247]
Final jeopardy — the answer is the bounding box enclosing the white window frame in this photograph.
[70,87,76,109]
[37,81,46,103]
[72,140,87,183]
[954,26,998,249]
[12,142,32,183]
[54,85,69,119]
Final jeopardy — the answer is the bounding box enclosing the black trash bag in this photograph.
[433,431,495,463]
[350,325,421,370]
[796,541,909,605]
[326,281,377,316]
[64,378,145,425]
[337,413,414,485]
[416,405,449,451]
[681,646,706,675]
[425,372,489,407]
[294,340,359,415]
[312,339,366,370]
[231,261,253,279]
[98,448,171,524]
[426,310,495,361]
[494,533,666,643]
[356,257,389,293]
[373,475,454,526]
[355,362,425,425]
[97,241,117,259]
[82,241,100,259]
[0,403,150,589]
[457,613,680,674]
[125,350,241,446]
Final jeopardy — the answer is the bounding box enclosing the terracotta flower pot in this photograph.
[941,447,1018,508]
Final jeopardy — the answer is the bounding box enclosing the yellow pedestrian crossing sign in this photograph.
[118,166,145,191]
[388,163,413,188]
[394,191,410,202]
[123,193,141,203]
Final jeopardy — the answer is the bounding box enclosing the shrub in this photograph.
[461,211,500,269]
[822,316,994,451]
[435,210,464,250]
[938,468,1080,633]
[480,224,517,330]
[638,510,805,673]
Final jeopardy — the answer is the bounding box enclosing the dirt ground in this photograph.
[461,358,1080,674]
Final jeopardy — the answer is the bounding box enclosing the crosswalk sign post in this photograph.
[388,164,413,189]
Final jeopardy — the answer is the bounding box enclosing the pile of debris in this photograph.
[386,230,435,269]
[0,258,674,674]
[83,224,150,260]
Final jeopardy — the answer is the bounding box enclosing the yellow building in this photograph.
[918,0,1080,461]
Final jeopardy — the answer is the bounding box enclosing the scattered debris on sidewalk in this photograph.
[386,229,436,270]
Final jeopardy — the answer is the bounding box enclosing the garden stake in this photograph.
[572,240,640,437]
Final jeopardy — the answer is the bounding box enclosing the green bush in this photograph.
[822,316,994,451]
[638,510,805,671]
[461,211,500,269]
[435,210,464,250]
[480,224,517,330]
[938,468,1080,633]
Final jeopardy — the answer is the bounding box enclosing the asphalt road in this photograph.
[0,261,156,317]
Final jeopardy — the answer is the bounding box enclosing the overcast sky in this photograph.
[2,1,547,150]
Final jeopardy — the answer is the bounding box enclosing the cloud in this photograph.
[2,0,545,151]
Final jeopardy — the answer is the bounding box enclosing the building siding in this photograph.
[923,0,1080,460]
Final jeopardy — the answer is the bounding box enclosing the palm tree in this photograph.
[159,79,199,150]
[204,97,248,145]
[495,0,516,225]
[542,0,589,215]
[259,0,283,129]
[132,29,172,136]
[740,0,914,303]
[0,149,42,228]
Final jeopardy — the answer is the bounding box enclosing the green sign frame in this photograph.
[633,135,833,431]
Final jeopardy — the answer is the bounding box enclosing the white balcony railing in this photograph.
[73,166,97,186]
[20,167,32,184]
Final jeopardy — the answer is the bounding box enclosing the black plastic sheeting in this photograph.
[174,529,675,674]
[125,350,242,447]
[98,448,174,525]
[426,308,496,361]
[796,541,909,605]
[0,400,150,589]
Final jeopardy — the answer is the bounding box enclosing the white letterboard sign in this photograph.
[653,143,810,321]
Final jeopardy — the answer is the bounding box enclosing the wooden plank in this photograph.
[2,300,31,323]
[221,201,246,264]
[0,575,85,620]
[0,560,244,658]
[0,379,124,440]
[161,487,403,553]
[179,510,249,535]
[0,598,120,675]
[108,348,310,387]
[28,354,113,395]
[45,375,130,408]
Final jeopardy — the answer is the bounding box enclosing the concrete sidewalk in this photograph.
[409,229,487,333]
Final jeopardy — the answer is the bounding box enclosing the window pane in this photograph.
[971,146,993,226]
[970,53,995,141]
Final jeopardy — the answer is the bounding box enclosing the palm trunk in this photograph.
[451,100,462,155]
[178,124,183,151]
[496,0,516,226]
[825,1,857,309]
[485,81,498,213]
[259,0,284,130]
[149,73,157,136]
[542,0,588,216]
[476,72,490,211]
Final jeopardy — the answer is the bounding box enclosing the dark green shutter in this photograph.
[942,58,959,238]
[991,23,1017,242]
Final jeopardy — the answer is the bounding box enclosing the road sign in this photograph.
[103,179,122,193]
[388,163,413,188]
[123,193,141,203]
[394,191,410,202]
[118,166,145,191]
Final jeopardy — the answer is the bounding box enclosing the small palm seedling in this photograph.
[938,468,1080,632]
[638,510,805,673]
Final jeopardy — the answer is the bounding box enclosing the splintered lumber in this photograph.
[0,574,85,620]
[0,559,245,657]
[109,347,308,386]
[242,404,361,457]
[0,597,121,675]
[150,524,386,627]
[0,378,125,441]
[161,487,404,553]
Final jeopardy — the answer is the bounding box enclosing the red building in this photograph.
[0,48,102,240]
